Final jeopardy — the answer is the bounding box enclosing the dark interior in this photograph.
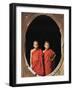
[25,15,61,69]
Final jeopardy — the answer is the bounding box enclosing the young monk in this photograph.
[30,41,44,76]
[43,41,56,75]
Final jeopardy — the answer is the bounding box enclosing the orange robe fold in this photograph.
[31,49,44,76]
[43,49,55,75]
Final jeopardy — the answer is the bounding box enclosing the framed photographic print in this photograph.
[9,3,71,87]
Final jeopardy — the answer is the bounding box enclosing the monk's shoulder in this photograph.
[49,49,55,54]
[30,49,35,53]
[49,49,53,51]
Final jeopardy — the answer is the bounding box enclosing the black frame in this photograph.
[9,3,71,87]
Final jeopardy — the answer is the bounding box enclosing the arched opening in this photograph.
[25,15,61,71]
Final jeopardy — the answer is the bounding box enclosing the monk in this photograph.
[30,41,44,76]
[43,41,56,75]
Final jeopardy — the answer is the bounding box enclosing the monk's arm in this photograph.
[50,54,56,61]
[29,50,37,76]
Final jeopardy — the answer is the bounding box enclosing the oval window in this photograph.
[25,15,61,75]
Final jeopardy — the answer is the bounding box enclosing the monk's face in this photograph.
[44,42,50,49]
[33,41,39,49]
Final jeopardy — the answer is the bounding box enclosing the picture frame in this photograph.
[9,3,71,87]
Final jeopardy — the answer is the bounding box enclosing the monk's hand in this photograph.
[50,57,54,61]
[30,65,32,68]
[32,72,37,76]
[50,54,56,61]
[34,73,37,76]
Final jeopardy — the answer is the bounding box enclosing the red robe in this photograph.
[43,49,55,75]
[31,49,44,76]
